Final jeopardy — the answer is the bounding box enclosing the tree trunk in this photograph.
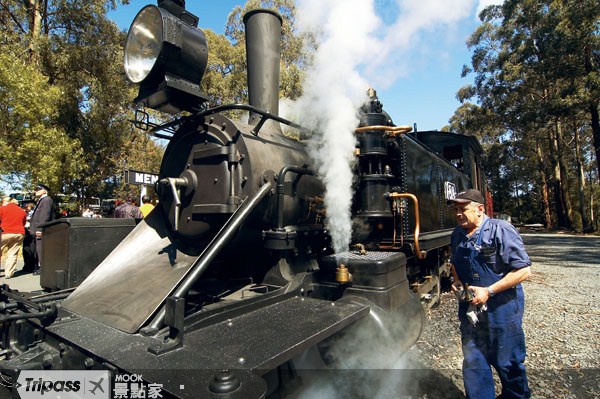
[590,101,600,181]
[26,0,42,62]
[555,120,573,229]
[548,125,567,227]
[535,140,552,228]
[585,45,600,181]
[573,121,588,230]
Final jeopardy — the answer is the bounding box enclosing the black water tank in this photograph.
[39,217,136,291]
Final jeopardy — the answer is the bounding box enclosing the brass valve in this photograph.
[336,264,352,284]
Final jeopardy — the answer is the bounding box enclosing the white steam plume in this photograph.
[291,0,481,254]
[293,0,380,254]
[290,0,378,252]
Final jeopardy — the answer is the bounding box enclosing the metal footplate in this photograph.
[46,295,369,398]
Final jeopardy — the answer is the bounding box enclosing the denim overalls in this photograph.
[452,218,530,399]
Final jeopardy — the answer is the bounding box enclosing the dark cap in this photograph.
[35,183,50,191]
[448,188,485,205]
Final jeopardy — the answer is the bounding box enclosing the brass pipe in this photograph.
[355,125,413,135]
[385,192,426,259]
[390,197,405,249]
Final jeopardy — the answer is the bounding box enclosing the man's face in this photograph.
[34,188,44,197]
[453,202,482,231]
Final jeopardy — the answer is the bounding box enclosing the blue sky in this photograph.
[108,0,499,131]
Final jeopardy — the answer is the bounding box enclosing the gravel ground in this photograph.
[403,232,600,399]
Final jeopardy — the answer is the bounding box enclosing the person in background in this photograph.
[449,189,532,399]
[0,197,5,269]
[21,202,37,273]
[82,208,94,217]
[29,183,55,276]
[0,197,27,279]
[114,196,143,219]
[139,195,155,218]
[0,197,7,276]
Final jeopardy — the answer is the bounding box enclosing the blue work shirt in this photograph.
[451,216,531,282]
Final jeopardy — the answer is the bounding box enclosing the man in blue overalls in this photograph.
[449,189,532,399]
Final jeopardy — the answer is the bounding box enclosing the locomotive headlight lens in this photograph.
[123,4,208,113]
[124,6,163,83]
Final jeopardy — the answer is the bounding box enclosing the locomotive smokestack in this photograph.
[243,9,283,128]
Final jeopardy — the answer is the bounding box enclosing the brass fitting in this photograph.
[353,243,367,255]
[336,264,352,284]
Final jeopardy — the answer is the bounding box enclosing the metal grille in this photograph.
[334,251,398,260]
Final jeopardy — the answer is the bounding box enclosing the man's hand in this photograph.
[468,266,532,305]
[469,285,490,306]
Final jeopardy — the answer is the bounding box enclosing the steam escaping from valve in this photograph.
[289,0,481,254]
[293,0,379,254]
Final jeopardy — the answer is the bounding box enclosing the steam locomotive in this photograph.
[0,1,488,397]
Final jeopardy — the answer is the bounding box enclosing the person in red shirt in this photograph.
[0,197,27,279]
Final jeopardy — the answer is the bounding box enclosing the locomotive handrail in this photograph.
[131,109,180,140]
[355,125,413,136]
[146,182,274,333]
[383,192,426,259]
[199,103,311,137]
[140,103,312,139]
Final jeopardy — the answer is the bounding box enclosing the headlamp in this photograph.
[124,4,208,113]
[124,6,163,83]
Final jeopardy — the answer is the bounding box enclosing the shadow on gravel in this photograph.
[522,235,600,266]
[529,369,599,399]
[289,369,465,398]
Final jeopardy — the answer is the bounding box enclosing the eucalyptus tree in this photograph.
[457,0,599,230]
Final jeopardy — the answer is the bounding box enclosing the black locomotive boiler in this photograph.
[0,1,488,397]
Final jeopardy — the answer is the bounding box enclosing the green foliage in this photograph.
[202,29,248,105]
[453,0,600,230]
[0,44,83,189]
[0,0,162,203]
